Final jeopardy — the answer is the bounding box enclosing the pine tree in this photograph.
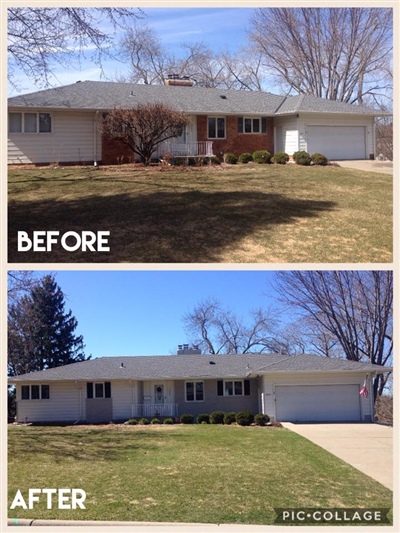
[8,274,88,376]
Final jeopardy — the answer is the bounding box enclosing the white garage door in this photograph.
[307,126,366,160]
[275,384,361,422]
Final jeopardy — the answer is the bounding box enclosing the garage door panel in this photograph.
[275,384,361,422]
[307,126,366,160]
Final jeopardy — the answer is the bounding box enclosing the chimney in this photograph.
[165,74,194,87]
[177,344,202,355]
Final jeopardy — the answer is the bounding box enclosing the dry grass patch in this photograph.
[8,163,392,263]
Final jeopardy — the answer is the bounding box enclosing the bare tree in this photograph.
[8,7,142,89]
[8,271,39,306]
[102,103,189,165]
[274,271,393,399]
[183,298,279,354]
[250,7,393,105]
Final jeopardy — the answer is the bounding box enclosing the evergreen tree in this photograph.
[8,274,88,376]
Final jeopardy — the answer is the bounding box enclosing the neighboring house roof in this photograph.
[7,81,386,116]
[8,353,389,383]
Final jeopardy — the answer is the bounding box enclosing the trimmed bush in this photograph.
[210,410,225,424]
[126,418,138,425]
[180,413,194,424]
[235,410,254,426]
[197,413,210,424]
[311,152,328,166]
[238,152,253,164]
[272,151,289,164]
[224,152,238,165]
[151,418,160,424]
[253,150,271,164]
[223,412,236,425]
[163,418,174,425]
[293,150,312,166]
[254,413,270,426]
[139,418,149,425]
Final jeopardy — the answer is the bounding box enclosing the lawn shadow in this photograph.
[8,190,336,262]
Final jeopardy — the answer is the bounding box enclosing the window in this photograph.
[20,384,50,400]
[8,112,52,133]
[217,379,251,396]
[237,117,267,134]
[185,381,204,402]
[208,117,225,139]
[87,381,111,399]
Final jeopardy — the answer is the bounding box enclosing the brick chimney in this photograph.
[165,74,194,87]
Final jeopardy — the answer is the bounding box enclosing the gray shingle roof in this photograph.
[8,81,387,116]
[8,354,388,383]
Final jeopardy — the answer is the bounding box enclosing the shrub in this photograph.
[272,151,289,164]
[235,410,254,426]
[224,152,238,165]
[151,418,160,424]
[139,418,149,425]
[223,412,236,425]
[254,413,270,426]
[197,413,210,424]
[163,418,174,425]
[293,150,312,166]
[180,413,194,424]
[210,410,225,424]
[253,150,271,164]
[311,152,328,166]
[238,152,253,164]
[126,418,138,425]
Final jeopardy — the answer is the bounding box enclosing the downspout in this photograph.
[93,110,99,166]
[73,382,82,425]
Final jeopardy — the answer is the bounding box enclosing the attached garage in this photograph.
[307,125,366,160]
[275,384,361,422]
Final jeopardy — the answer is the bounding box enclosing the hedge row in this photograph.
[224,150,329,166]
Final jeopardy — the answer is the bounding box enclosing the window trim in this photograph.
[207,116,226,139]
[223,379,244,396]
[94,382,105,399]
[238,116,267,134]
[8,111,52,134]
[20,384,50,400]
[185,380,205,402]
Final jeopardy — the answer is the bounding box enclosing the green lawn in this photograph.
[8,425,392,525]
[8,163,392,263]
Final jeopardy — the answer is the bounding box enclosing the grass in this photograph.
[8,424,392,525]
[8,163,392,263]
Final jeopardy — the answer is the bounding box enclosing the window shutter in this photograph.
[237,117,243,133]
[217,380,223,396]
[244,379,250,396]
[87,382,93,399]
[105,382,111,398]
[261,117,267,134]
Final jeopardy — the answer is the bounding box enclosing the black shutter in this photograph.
[105,382,111,398]
[244,379,250,396]
[217,380,223,396]
[261,117,267,134]
[87,382,93,398]
[237,117,243,133]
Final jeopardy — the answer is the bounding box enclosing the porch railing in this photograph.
[132,404,178,418]
[161,141,214,157]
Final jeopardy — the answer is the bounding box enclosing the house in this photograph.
[8,349,390,424]
[7,78,390,165]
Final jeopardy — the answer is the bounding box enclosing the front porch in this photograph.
[161,140,214,158]
[132,403,178,418]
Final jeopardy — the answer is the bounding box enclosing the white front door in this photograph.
[154,384,164,404]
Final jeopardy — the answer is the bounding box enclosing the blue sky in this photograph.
[8,8,255,96]
[25,270,286,359]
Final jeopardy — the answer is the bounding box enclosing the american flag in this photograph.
[359,380,368,398]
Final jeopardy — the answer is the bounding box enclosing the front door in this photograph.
[154,384,164,404]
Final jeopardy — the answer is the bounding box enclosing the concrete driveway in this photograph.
[332,160,393,175]
[282,423,393,490]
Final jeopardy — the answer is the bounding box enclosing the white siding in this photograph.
[112,380,137,420]
[8,109,102,164]
[298,113,375,158]
[15,382,84,423]
[274,116,299,155]
[261,373,373,422]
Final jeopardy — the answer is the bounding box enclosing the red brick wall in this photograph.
[197,115,274,159]
[102,136,137,164]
